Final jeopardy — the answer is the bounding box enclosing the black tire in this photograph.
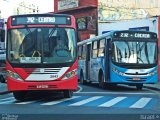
[13,91,27,101]
[136,84,143,90]
[63,90,73,98]
[106,83,117,89]
[0,75,3,83]
[0,75,5,83]
[80,72,86,84]
[99,73,106,89]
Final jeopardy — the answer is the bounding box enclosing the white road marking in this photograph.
[75,92,155,95]
[0,95,154,109]
[0,99,15,104]
[129,98,152,108]
[99,97,127,107]
[75,85,83,93]
[0,97,14,101]
[41,96,80,105]
[15,101,36,104]
[69,96,103,106]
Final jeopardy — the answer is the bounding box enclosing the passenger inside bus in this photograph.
[54,36,68,51]
[51,35,70,57]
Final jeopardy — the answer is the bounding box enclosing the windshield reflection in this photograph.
[112,41,157,64]
[8,27,76,64]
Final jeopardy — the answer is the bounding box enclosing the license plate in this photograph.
[36,85,49,89]
[133,77,140,80]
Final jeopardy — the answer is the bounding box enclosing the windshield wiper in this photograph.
[136,43,145,54]
[144,43,150,64]
[125,41,131,59]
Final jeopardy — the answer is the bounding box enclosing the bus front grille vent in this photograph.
[125,73,147,75]
[24,68,61,74]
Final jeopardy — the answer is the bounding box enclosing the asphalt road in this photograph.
[0,83,160,120]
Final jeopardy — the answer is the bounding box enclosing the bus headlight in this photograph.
[6,70,23,81]
[112,67,124,76]
[62,69,78,80]
[147,70,157,76]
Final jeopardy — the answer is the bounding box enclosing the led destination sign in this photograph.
[11,15,71,26]
[114,31,157,39]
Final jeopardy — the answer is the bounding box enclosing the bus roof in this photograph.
[77,30,157,46]
[9,13,73,18]
[8,13,75,26]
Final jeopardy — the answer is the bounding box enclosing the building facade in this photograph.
[0,0,39,18]
[54,0,160,41]
[14,1,39,15]
[54,0,98,41]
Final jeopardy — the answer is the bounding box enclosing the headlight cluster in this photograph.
[62,69,78,80]
[147,70,157,76]
[6,70,23,81]
[112,67,124,76]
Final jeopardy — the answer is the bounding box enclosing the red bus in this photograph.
[6,14,78,100]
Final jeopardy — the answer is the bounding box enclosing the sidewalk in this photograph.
[0,83,9,95]
[144,82,160,91]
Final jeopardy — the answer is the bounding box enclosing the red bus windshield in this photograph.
[7,27,76,64]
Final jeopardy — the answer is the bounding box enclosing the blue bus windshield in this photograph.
[112,41,157,64]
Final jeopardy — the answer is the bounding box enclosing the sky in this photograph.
[0,0,54,18]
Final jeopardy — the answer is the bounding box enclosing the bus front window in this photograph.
[8,28,76,64]
[112,41,157,65]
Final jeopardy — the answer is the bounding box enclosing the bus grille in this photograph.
[23,67,69,81]
[25,68,61,74]
[125,73,148,75]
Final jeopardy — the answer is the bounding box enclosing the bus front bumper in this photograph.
[110,73,158,84]
[7,76,78,91]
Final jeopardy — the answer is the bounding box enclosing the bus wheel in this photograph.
[99,73,106,89]
[13,91,27,101]
[63,90,73,98]
[80,72,86,84]
[0,75,5,83]
[136,84,143,90]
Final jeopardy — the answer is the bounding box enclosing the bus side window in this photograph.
[98,39,105,57]
[92,41,98,58]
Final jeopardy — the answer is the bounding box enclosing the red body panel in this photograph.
[6,60,78,91]
[7,76,78,91]
[6,14,78,92]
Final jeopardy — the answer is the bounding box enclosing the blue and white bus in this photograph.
[78,30,158,90]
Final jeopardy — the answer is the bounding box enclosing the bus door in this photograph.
[86,44,91,80]
[105,39,111,82]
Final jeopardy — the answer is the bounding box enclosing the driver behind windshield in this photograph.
[54,36,68,51]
